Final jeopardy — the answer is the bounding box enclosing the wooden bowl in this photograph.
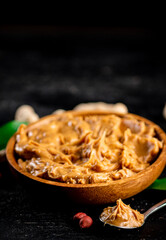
[6,111,166,204]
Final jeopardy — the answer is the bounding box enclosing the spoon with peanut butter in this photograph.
[100,198,166,229]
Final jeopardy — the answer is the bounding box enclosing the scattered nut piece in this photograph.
[15,105,39,123]
[73,212,93,229]
[73,212,87,221]
[79,215,93,229]
[74,102,128,114]
[0,149,6,158]
[52,102,128,115]
[0,149,6,163]
[163,103,166,120]
[52,109,65,114]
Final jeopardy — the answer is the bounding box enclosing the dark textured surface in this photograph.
[0,27,166,239]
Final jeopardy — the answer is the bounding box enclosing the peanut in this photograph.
[73,212,87,220]
[52,109,65,114]
[74,102,128,114]
[79,215,93,229]
[15,105,39,123]
[163,103,166,120]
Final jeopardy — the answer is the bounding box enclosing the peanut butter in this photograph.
[15,112,162,184]
[100,199,144,228]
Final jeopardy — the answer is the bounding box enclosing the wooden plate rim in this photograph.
[6,111,166,189]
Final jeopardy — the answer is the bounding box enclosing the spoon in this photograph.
[99,199,166,229]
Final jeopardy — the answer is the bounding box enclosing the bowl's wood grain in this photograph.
[6,111,166,204]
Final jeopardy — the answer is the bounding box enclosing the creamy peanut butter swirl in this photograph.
[100,199,144,228]
[15,113,162,184]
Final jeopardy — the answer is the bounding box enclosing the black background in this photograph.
[0,24,166,239]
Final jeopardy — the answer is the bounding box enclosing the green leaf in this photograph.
[149,178,166,190]
[0,120,28,150]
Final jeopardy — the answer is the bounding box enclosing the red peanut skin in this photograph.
[73,212,87,220]
[79,216,93,229]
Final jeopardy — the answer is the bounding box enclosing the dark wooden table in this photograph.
[0,26,166,240]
